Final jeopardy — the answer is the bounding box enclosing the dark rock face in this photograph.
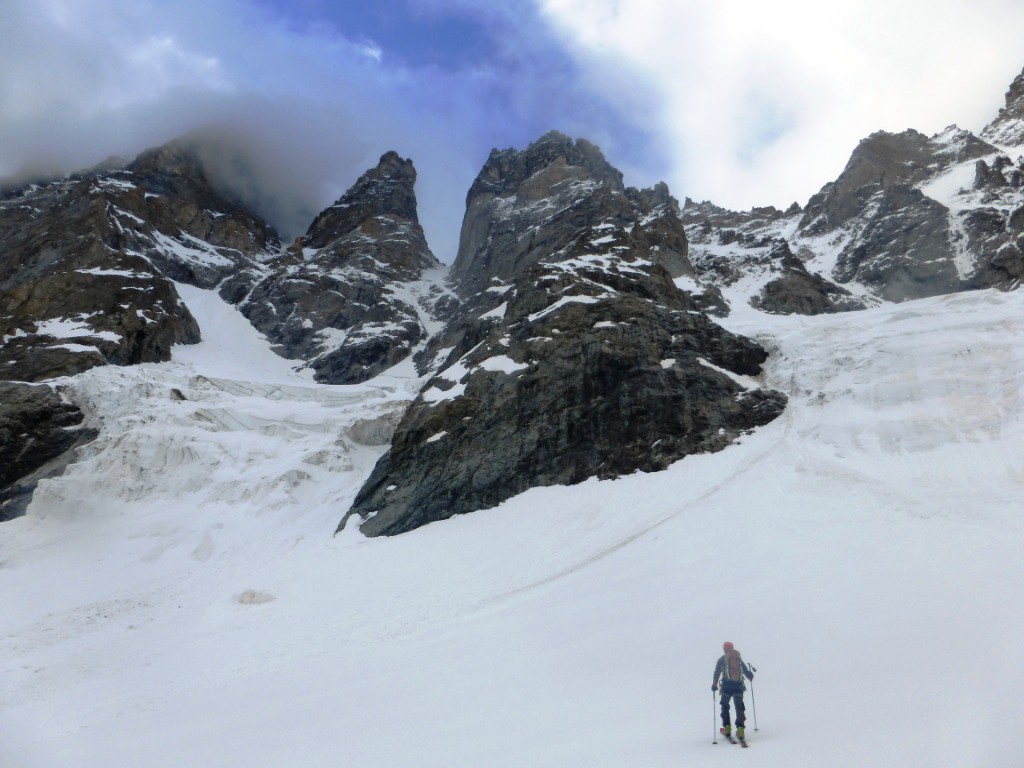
[800,129,994,234]
[304,152,422,253]
[686,72,1024,306]
[794,129,1003,302]
[751,241,866,314]
[0,178,202,383]
[450,131,692,298]
[235,152,447,384]
[0,382,96,520]
[123,141,281,288]
[341,134,786,536]
[962,203,1024,289]
[832,184,960,301]
[419,131,701,374]
[0,137,291,384]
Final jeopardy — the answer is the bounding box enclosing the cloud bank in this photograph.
[0,0,654,260]
[537,0,1024,210]
[3,0,1024,261]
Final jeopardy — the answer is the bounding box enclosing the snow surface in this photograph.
[13,317,122,343]
[3,285,1024,767]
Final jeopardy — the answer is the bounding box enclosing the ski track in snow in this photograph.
[2,286,1024,767]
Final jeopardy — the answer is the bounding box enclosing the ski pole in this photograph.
[749,665,759,732]
[712,688,718,744]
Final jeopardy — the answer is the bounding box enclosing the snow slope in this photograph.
[3,284,1023,767]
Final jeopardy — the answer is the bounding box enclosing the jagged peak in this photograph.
[127,138,212,184]
[983,67,1024,147]
[1000,67,1024,113]
[470,131,624,200]
[376,150,413,176]
[627,180,674,210]
[340,151,417,205]
[303,151,424,250]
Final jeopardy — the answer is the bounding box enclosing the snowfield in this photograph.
[3,285,1024,767]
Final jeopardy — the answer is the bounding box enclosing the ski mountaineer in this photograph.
[712,641,754,742]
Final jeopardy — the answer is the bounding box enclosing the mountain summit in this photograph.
[982,66,1024,147]
[684,67,1024,309]
[450,130,691,297]
[231,151,446,385]
[342,133,785,536]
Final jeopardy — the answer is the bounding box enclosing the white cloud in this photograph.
[121,35,231,101]
[5,0,1023,265]
[0,0,658,262]
[0,0,490,257]
[536,0,1024,209]
[356,41,385,62]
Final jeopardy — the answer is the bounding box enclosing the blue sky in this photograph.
[3,0,1024,261]
[242,0,665,172]
[252,1,498,69]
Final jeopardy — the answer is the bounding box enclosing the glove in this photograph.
[711,683,718,691]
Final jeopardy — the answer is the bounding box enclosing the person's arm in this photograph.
[712,657,723,689]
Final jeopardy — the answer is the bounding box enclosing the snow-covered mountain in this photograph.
[684,70,1024,310]
[2,65,1024,768]
[346,131,786,536]
[234,150,450,386]
[0,141,450,518]
[1,129,789,532]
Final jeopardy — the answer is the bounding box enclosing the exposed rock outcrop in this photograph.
[123,141,281,287]
[831,183,961,301]
[751,241,866,314]
[341,134,786,536]
[0,176,202,383]
[0,381,96,520]
[982,66,1024,148]
[799,128,995,234]
[0,137,294,384]
[0,138,284,517]
[234,152,449,384]
[450,131,693,298]
[686,68,1024,306]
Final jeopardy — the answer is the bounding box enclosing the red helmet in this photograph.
[723,641,734,650]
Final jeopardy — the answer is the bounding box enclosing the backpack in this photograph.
[716,651,749,692]
[722,649,745,682]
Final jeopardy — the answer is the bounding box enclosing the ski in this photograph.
[739,738,749,748]
[719,728,738,745]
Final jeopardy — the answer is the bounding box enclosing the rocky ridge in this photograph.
[982,67,1024,147]
[0,141,446,514]
[342,133,787,536]
[0,381,97,520]
[230,152,449,385]
[685,66,1024,308]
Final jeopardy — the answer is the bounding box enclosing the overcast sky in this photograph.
[3,0,1024,261]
